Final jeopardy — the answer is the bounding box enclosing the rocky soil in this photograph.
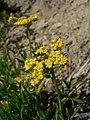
[1,0,90,119]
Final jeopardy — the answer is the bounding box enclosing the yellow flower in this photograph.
[35,46,48,55]
[31,79,40,87]
[35,46,49,61]
[22,75,29,83]
[24,58,36,71]
[32,70,43,80]
[15,75,29,83]
[49,50,61,63]
[50,38,64,50]
[8,13,38,26]
[45,50,67,68]
[34,61,44,72]
[28,13,38,23]
[18,16,27,20]
[45,58,52,68]
[14,18,28,26]
[15,77,21,83]
[8,16,18,23]
[58,54,68,66]
[31,70,44,87]
[14,13,38,26]
[14,16,28,26]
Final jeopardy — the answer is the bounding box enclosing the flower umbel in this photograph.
[24,58,37,71]
[45,50,67,68]
[35,46,48,55]
[8,16,18,23]
[35,46,49,61]
[8,13,38,26]
[31,70,44,87]
[15,75,29,83]
[50,38,64,50]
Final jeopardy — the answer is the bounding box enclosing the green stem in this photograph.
[51,68,64,120]
[27,26,32,58]
[20,82,23,120]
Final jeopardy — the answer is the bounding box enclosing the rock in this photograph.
[4,0,35,14]
[75,112,90,120]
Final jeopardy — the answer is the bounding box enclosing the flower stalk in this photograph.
[27,26,32,58]
[51,68,64,120]
[20,82,24,120]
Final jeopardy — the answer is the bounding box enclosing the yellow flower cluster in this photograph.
[24,46,48,86]
[35,46,48,55]
[31,69,43,86]
[15,38,67,87]
[24,57,44,87]
[35,46,49,61]
[50,38,64,50]
[24,58,36,71]
[45,50,67,68]
[34,61,44,72]
[8,13,38,26]
[44,38,67,68]
[8,16,18,23]
[15,75,29,83]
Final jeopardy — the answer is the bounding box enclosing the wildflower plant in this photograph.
[0,13,82,120]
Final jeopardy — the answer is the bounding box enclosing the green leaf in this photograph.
[63,79,70,89]
[71,97,83,104]
[65,108,71,120]
[70,104,81,119]
[69,79,79,90]
[54,107,59,120]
